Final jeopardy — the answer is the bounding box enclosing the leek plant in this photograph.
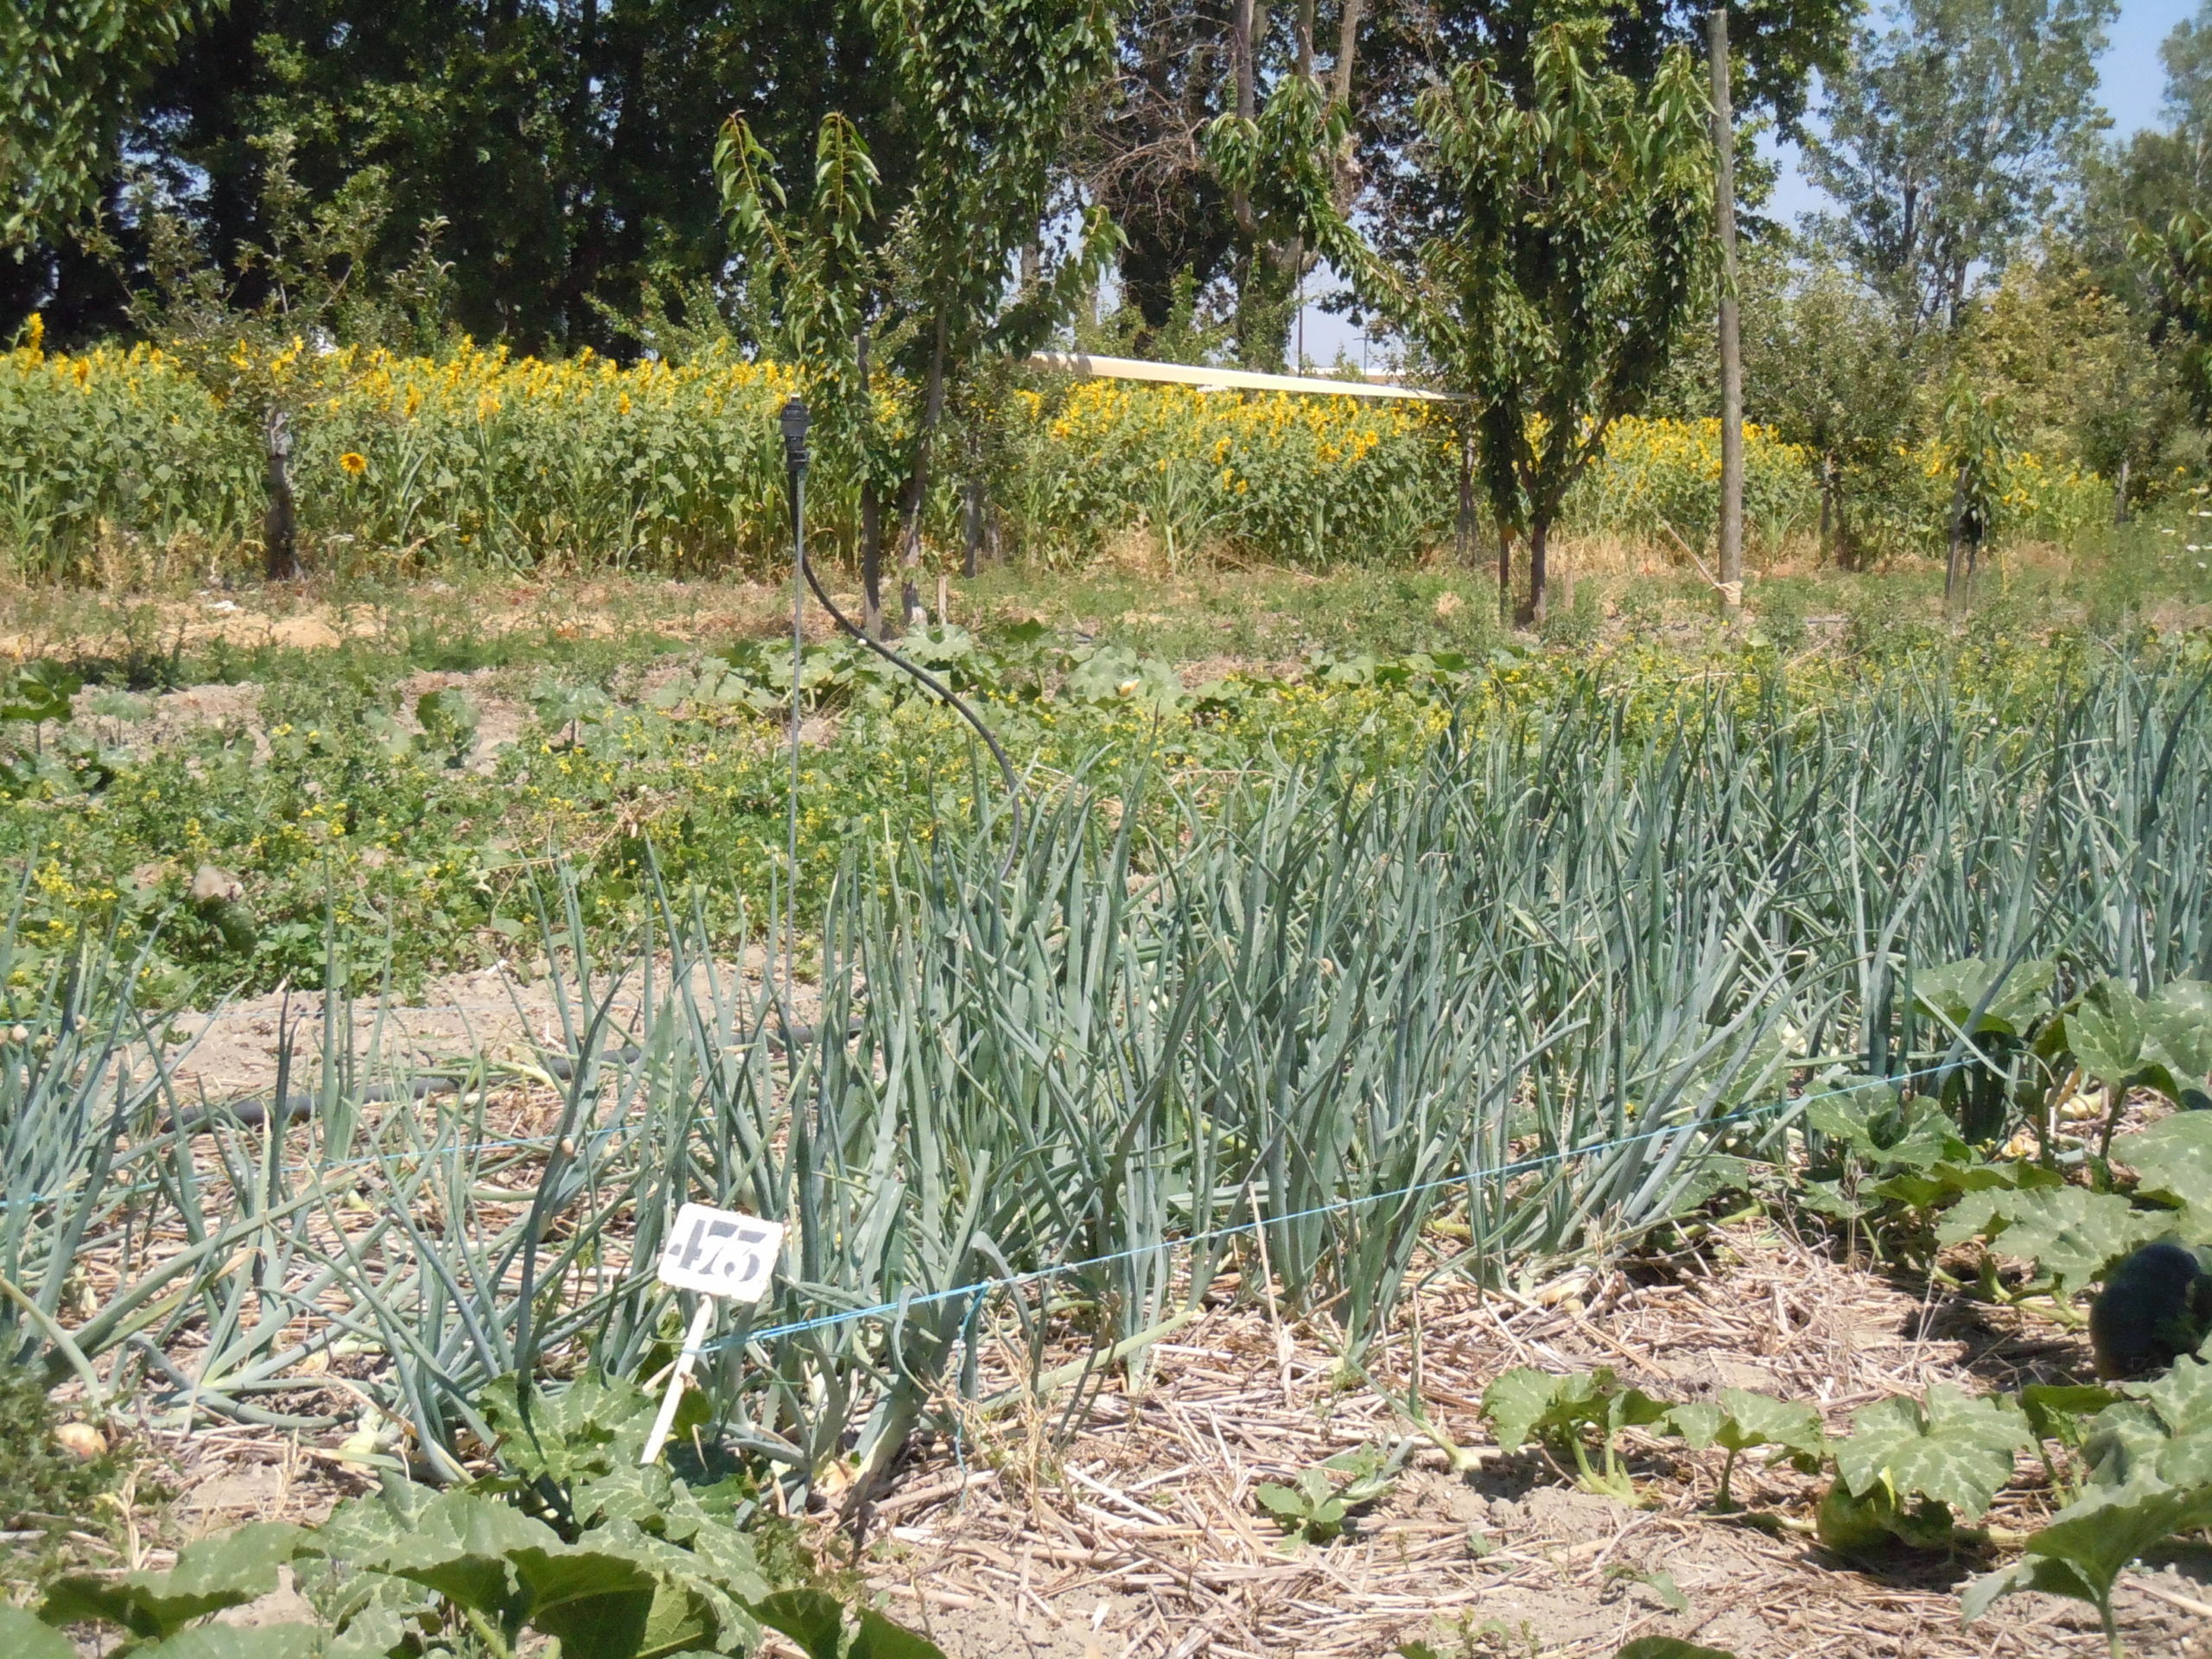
[10,655,2212,1503]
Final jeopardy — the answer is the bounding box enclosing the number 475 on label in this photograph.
[657,1202,784,1302]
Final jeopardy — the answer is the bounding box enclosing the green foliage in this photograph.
[1827,1384,2031,1529]
[44,1522,308,1642]
[2113,1109,2212,1236]
[413,688,480,770]
[1365,15,1713,622]
[1939,1185,2166,1301]
[2136,209,2212,428]
[0,1357,124,1552]
[1,662,79,726]
[1913,954,2057,1142]
[1662,1389,1826,1510]
[1482,1367,1670,1500]
[474,1371,743,1540]
[1611,1641,1740,1659]
[1814,1475,1961,1554]
[2082,1345,2212,1485]
[0,0,221,250]
[35,1453,941,1659]
[1967,1340,2212,1649]
[1254,1444,1405,1542]
[1965,1477,2212,1656]
[719,0,1118,620]
[0,1609,73,1659]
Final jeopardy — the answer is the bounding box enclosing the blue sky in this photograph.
[1300,0,2203,366]
[1763,0,2200,221]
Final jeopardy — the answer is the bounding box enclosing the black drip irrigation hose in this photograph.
[797,551,1025,877]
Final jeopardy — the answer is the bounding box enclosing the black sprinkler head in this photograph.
[779,395,810,468]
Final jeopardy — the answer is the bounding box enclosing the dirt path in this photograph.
[847,1230,2207,1659]
[138,1224,2212,1659]
[155,950,805,1103]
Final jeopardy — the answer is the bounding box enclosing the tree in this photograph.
[2080,0,2212,327]
[1939,369,2005,609]
[5,0,917,355]
[1958,253,2184,522]
[1802,0,2117,334]
[721,0,1118,629]
[0,0,221,251]
[2133,209,2212,426]
[1077,0,1241,348]
[1086,0,1847,373]
[1352,0,1851,275]
[1359,16,1713,625]
[98,129,443,578]
[1745,264,1926,566]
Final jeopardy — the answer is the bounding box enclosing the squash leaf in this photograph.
[1831,1385,2029,1522]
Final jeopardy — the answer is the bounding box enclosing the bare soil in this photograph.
[830,1230,2212,1659]
[119,1220,2212,1659]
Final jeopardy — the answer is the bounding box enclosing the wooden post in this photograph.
[1455,422,1474,566]
[1707,7,1744,624]
[857,329,884,639]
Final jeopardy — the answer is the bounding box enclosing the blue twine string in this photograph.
[701,1060,1955,1354]
[3,1058,1964,1358]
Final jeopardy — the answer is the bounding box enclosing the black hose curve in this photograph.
[797,552,1024,877]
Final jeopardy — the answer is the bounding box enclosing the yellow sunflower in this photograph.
[338,451,368,476]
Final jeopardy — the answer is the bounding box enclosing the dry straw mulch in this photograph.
[836,1225,2212,1659]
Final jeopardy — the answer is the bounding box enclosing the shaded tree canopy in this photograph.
[9,0,1852,360]
[4,0,913,353]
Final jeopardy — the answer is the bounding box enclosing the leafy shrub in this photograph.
[0,1358,122,1554]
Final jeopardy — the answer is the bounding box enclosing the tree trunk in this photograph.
[857,327,883,638]
[1331,0,1364,108]
[1455,427,1474,567]
[263,407,299,582]
[861,485,885,639]
[963,432,984,580]
[1497,522,1513,624]
[1524,518,1548,628]
[2113,456,2131,525]
[1230,0,1257,236]
[1707,6,1744,625]
[1817,461,1833,564]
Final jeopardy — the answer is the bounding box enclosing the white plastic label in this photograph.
[657,1203,784,1301]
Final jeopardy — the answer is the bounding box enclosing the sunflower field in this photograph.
[0,326,2114,581]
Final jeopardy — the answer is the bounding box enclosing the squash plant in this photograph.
[1482,1367,1670,1501]
[29,1372,948,1659]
